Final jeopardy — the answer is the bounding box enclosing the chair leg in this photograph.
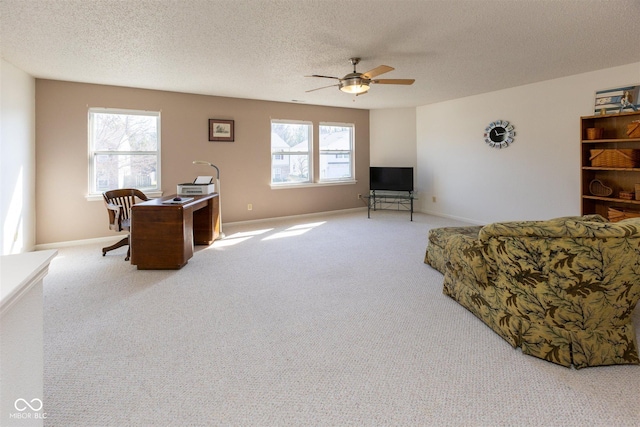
[125,234,132,261]
[102,237,129,259]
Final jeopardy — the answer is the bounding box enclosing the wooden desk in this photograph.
[130,194,220,269]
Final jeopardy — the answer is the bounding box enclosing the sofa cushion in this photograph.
[478,214,608,240]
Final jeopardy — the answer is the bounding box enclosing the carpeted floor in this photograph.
[43,210,640,426]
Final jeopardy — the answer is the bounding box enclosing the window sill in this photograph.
[85,190,164,202]
[270,180,357,190]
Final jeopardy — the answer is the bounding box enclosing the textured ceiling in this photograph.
[1,0,639,110]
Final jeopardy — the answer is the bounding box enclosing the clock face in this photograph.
[489,126,507,142]
[484,120,515,148]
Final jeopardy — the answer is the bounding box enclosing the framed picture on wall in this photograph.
[209,119,234,142]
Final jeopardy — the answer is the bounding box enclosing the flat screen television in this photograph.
[369,167,414,192]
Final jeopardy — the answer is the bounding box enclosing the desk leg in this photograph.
[193,196,220,244]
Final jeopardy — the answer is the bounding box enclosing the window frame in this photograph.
[318,122,355,183]
[270,119,313,187]
[87,108,162,200]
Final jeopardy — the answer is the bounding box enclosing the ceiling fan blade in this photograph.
[305,83,339,93]
[372,79,415,85]
[361,65,394,79]
[305,74,340,80]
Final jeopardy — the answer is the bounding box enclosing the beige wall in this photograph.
[369,107,417,189]
[35,80,369,245]
[369,108,416,169]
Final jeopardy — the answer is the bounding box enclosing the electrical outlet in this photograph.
[357,194,362,199]
[432,196,437,203]
[247,204,253,211]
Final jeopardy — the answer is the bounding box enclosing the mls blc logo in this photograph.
[10,398,47,420]
[15,398,42,411]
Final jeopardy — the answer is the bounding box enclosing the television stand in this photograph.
[366,190,415,221]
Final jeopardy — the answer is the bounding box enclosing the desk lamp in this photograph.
[193,160,225,238]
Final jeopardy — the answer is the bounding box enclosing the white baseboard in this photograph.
[34,207,369,249]
[224,207,367,227]
[417,209,484,225]
[35,236,124,251]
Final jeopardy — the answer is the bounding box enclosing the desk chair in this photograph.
[102,189,149,261]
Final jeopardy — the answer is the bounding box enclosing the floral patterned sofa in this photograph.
[425,215,640,368]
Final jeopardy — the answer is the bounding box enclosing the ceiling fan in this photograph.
[306,58,415,95]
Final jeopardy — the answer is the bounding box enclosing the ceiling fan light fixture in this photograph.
[339,77,370,94]
[307,58,412,95]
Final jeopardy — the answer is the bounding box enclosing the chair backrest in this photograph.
[103,189,149,232]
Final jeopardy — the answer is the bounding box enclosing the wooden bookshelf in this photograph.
[581,111,640,219]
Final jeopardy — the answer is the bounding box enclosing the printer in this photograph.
[177,176,216,195]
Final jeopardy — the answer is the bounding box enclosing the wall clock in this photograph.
[484,120,515,149]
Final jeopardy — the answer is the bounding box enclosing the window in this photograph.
[271,120,312,185]
[319,123,354,181]
[88,108,160,196]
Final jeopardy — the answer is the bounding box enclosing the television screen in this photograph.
[369,167,413,192]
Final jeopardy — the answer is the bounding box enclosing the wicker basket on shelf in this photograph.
[589,179,613,197]
[590,149,640,168]
[608,207,640,222]
[586,128,603,140]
